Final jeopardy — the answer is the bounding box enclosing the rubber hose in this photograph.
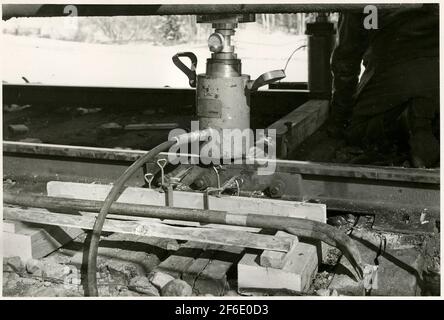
[87,140,176,296]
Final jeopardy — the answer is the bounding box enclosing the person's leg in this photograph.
[347,58,439,167]
[404,96,440,167]
[348,99,439,167]
[346,61,407,147]
[347,104,406,150]
[346,80,408,149]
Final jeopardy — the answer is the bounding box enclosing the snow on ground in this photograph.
[1,24,307,88]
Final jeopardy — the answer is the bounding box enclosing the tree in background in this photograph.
[256,13,320,34]
[161,15,181,41]
[2,14,327,44]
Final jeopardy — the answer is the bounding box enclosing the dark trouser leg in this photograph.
[348,99,439,167]
[346,58,439,167]
[347,103,407,150]
[404,97,440,167]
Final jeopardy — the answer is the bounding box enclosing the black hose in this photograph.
[86,140,176,296]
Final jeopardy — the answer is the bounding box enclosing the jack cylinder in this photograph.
[172,16,285,159]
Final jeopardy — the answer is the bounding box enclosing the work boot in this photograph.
[326,102,350,139]
[326,117,348,139]
[409,130,440,168]
[400,103,440,168]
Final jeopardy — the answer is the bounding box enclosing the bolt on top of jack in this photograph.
[172,14,286,159]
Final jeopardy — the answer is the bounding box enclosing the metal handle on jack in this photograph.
[248,69,286,91]
[156,158,168,185]
[144,173,154,189]
[172,52,198,88]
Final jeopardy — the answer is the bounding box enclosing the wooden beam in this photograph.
[4,206,297,253]
[267,99,329,158]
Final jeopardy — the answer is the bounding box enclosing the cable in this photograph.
[86,139,176,296]
[86,129,213,296]
[283,44,307,73]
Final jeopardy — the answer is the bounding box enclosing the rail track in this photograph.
[3,141,440,234]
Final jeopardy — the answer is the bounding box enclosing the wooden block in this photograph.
[47,181,326,223]
[260,231,299,269]
[3,231,33,261]
[3,220,19,233]
[183,245,244,296]
[4,207,295,253]
[8,124,29,136]
[154,242,208,278]
[237,241,319,294]
[3,219,84,261]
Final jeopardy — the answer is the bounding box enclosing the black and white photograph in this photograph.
[0,1,441,303]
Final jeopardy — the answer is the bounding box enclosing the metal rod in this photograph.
[3,4,423,19]
[3,192,364,280]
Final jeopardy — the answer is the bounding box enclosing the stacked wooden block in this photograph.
[5,181,326,295]
[3,218,83,261]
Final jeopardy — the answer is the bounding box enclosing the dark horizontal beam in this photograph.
[2,84,310,121]
[2,84,195,109]
[2,4,424,19]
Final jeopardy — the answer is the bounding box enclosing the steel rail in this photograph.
[3,141,439,184]
[3,141,440,234]
[3,141,440,238]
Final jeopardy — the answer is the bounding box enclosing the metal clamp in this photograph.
[156,158,168,185]
[172,52,197,88]
[234,179,241,196]
[212,165,221,189]
[203,187,223,210]
[144,173,154,189]
[203,167,225,209]
[162,184,174,207]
